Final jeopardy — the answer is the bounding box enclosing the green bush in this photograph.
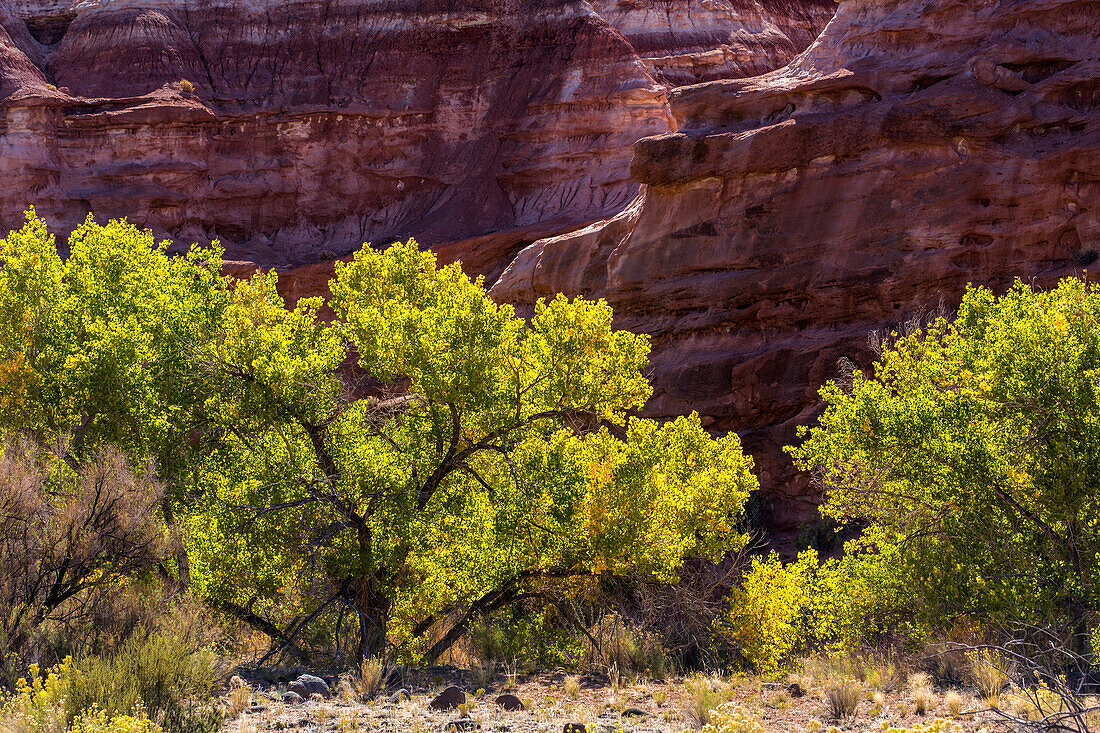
[69,631,221,733]
[466,608,584,671]
[789,277,1100,647]
[0,631,221,733]
[715,550,818,677]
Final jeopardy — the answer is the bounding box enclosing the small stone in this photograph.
[494,694,524,711]
[564,724,588,733]
[621,708,647,718]
[282,691,303,705]
[429,686,466,711]
[289,674,331,699]
[787,682,804,698]
[388,688,411,703]
[249,705,268,713]
[443,720,480,733]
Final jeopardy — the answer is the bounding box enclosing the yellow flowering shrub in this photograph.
[702,703,766,733]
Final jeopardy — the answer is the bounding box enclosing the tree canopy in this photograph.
[0,211,758,662]
[788,277,1100,648]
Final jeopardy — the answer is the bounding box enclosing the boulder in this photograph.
[288,674,331,699]
[429,686,466,711]
[494,693,524,711]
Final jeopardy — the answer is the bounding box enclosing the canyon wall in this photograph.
[492,0,1100,528]
[0,0,832,280]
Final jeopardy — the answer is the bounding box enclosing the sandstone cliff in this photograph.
[492,0,1100,528]
[0,0,831,280]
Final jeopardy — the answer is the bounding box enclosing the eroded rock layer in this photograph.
[0,0,830,277]
[492,0,1100,528]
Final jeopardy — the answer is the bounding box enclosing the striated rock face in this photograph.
[492,0,1100,529]
[0,0,830,280]
[589,0,833,87]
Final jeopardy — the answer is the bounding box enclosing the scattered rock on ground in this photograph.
[289,674,331,699]
[788,682,804,698]
[388,688,411,703]
[443,720,480,733]
[429,686,466,711]
[621,708,647,718]
[282,691,302,705]
[494,694,524,711]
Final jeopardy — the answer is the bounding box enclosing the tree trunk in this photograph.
[354,575,390,660]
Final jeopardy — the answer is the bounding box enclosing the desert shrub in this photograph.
[823,677,861,720]
[701,703,764,733]
[684,675,729,728]
[66,630,221,733]
[715,550,818,678]
[585,613,669,678]
[0,439,171,684]
[179,80,193,94]
[343,657,384,701]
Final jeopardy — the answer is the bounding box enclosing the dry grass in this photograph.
[967,650,1008,705]
[346,656,385,702]
[226,675,252,717]
[684,675,729,728]
[823,677,861,720]
[944,690,967,717]
[908,672,936,715]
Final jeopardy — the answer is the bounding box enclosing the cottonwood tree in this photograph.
[191,242,758,660]
[789,278,1100,651]
[0,211,231,591]
[1,212,758,662]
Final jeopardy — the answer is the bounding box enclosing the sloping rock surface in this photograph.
[492,0,1100,528]
[0,0,830,279]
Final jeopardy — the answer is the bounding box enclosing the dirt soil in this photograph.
[227,669,1002,733]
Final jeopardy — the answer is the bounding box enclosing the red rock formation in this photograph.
[589,0,832,86]
[0,0,829,282]
[492,0,1100,529]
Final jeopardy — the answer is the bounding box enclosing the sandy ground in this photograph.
[226,669,1007,733]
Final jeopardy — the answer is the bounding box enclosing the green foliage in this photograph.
[716,550,819,678]
[67,632,221,733]
[0,626,217,733]
[467,609,584,670]
[0,210,229,472]
[1,212,759,663]
[788,277,1100,645]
